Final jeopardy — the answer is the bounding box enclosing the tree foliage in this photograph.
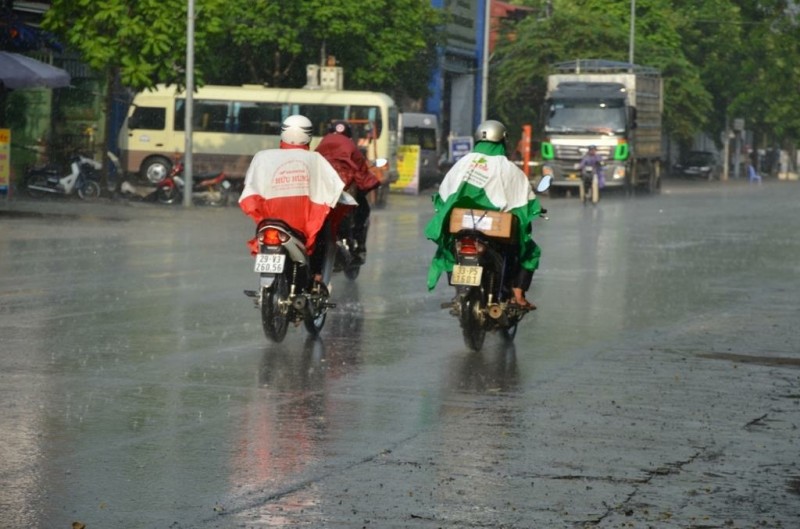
[491,0,800,150]
[201,0,441,101]
[42,0,225,90]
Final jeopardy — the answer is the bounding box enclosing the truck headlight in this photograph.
[541,165,554,177]
[612,165,626,180]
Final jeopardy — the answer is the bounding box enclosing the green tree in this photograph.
[42,0,225,185]
[730,0,800,157]
[491,0,711,146]
[203,0,441,101]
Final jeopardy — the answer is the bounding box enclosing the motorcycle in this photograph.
[579,164,600,205]
[243,193,356,343]
[24,153,103,200]
[154,160,232,206]
[332,159,387,281]
[443,175,552,351]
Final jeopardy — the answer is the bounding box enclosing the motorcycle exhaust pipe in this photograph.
[27,185,59,194]
[488,304,504,319]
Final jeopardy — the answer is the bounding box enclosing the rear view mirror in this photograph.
[374,158,388,168]
[536,174,552,193]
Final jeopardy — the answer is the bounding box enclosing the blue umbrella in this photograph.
[0,51,70,89]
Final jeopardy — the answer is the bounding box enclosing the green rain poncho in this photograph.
[424,141,542,290]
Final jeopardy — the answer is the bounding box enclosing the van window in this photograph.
[403,127,437,150]
[129,106,166,130]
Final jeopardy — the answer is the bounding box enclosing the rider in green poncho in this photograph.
[424,120,542,308]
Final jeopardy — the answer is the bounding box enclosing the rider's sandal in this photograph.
[511,298,537,311]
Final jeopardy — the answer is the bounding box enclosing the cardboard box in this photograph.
[449,207,516,240]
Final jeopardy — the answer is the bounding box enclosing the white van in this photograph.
[398,112,441,188]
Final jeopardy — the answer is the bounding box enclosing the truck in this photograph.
[539,59,664,194]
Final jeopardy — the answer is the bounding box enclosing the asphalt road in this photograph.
[0,178,798,529]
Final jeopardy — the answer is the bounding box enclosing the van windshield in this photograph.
[403,127,437,150]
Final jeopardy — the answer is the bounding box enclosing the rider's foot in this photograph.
[511,288,537,310]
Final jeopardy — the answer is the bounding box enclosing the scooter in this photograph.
[154,160,232,206]
[24,153,103,200]
[332,159,387,280]
[244,219,337,343]
[579,164,600,205]
[443,175,552,351]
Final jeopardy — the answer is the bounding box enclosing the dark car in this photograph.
[673,151,720,180]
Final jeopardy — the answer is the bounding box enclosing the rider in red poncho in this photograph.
[315,120,382,263]
[239,115,349,280]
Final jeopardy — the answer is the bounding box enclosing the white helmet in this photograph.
[474,119,507,143]
[281,114,313,145]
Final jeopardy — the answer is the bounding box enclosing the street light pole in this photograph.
[629,0,635,66]
[183,0,195,208]
[480,0,491,123]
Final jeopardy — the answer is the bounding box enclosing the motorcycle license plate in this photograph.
[451,264,482,286]
[254,254,285,273]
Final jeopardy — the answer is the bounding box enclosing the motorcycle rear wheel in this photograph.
[460,288,486,351]
[25,174,48,199]
[303,282,329,336]
[78,180,101,200]
[262,275,290,342]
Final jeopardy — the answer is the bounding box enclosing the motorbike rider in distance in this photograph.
[315,120,383,264]
[424,119,543,309]
[579,145,605,188]
[239,114,348,284]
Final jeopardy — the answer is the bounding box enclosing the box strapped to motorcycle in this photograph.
[448,207,517,243]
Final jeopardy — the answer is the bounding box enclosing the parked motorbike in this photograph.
[243,193,355,342]
[443,175,552,351]
[154,160,232,206]
[579,164,600,205]
[24,153,103,200]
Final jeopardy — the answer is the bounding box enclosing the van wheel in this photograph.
[141,156,171,184]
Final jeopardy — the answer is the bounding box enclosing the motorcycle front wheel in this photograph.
[78,180,102,200]
[344,262,361,280]
[460,287,486,351]
[303,281,329,336]
[205,185,228,207]
[155,185,180,205]
[500,323,518,342]
[591,175,599,204]
[262,274,290,342]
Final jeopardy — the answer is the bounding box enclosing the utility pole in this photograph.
[628,0,635,66]
[183,0,195,208]
[480,0,491,123]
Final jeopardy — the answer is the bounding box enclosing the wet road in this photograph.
[1,180,798,528]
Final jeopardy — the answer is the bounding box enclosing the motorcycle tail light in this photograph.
[456,237,484,255]
[259,228,288,246]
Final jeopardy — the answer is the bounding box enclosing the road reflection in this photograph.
[227,283,366,525]
[448,341,520,394]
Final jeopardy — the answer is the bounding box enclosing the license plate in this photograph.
[451,264,482,286]
[254,253,285,273]
[567,173,578,179]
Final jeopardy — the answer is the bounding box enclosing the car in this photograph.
[673,150,720,180]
